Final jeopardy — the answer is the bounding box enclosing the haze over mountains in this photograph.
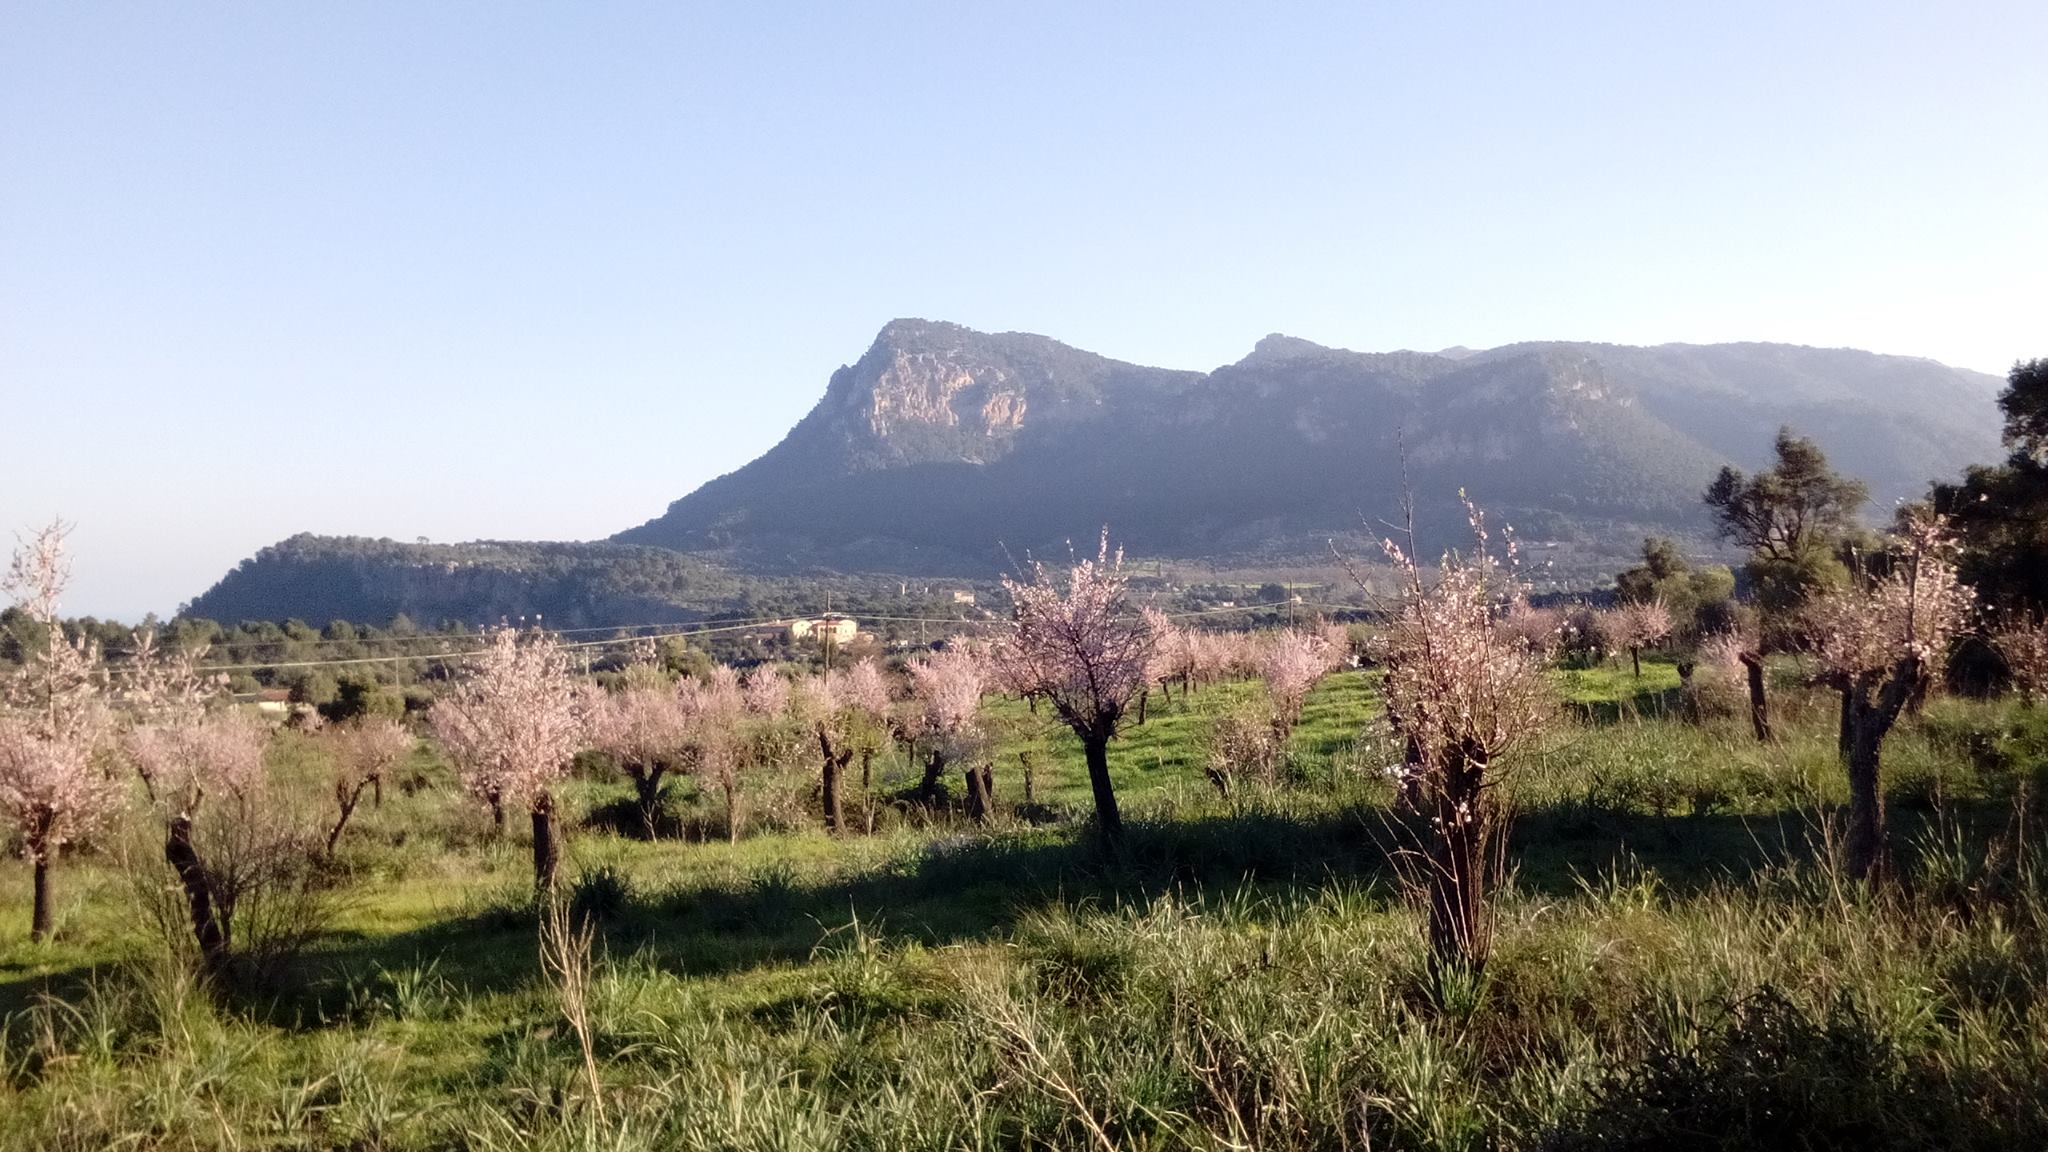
[185,320,2005,625]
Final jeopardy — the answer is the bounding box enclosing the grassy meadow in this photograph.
[2,659,2047,1150]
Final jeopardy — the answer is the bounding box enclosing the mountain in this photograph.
[185,321,2005,625]
[614,320,2002,574]
[181,536,748,628]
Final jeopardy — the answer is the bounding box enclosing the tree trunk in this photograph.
[165,816,227,974]
[1205,762,1231,799]
[1838,681,1855,761]
[1083,735,1123,848]
[964,762,995,824]
[818,730,846,835]
[489,790,505,832]
[1020,751,1036,806]
[632,766,666,841]
[1137,689,1148,726]
[530,793,560,892]
[1631,647,1642,679]
[1426,746,1492,978]
[326,780,369,858]
[30,849,52,945]
[1906,671,1933,716]
[723,780,740,845]
[1846,659,1921,882]
[919,749,948,805]
[860,747,873,793]
[1740,652,1772,742]
[372,773,383,810]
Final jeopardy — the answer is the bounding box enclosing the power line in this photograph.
[95,601,1370,676]
[181,611,998,674]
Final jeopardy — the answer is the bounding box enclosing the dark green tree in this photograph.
[1615,537,1737,642]
[1931,359,2048,612]
[1704,428,1869,621]
[1703,429,1868,740]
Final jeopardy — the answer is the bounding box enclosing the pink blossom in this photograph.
[908,646,987,745]
[0,522,120,867]
[1806,514,1972,679]
[741,665,791,715]
[1993,616,2048,704]
[329,716,413,795]
[585,681,692,771]
[429,625,584,813]
[994,532,1157,740]
[1259,629,1337,734]
[839,658,895,721]
[124,706,269,820]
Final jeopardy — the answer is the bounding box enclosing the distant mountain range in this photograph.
[184,320,2005,625]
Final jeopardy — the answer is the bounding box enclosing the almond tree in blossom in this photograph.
[323,716,412,858]
[1806,511,1973,880]
[121,630,268,974]
[742,664,791,716]
[1258,628,1341,750]
[1366,500,1553,977]
[1992,615,2048,707]
[1186,630,1238,693]
[1496,602,1565,659]
[1138,607,1183,722]
[839,657,896,799]
[430,625,585,890]
[0,523,121,942]
[799,659,897,834]
[1614,599,1674,678]
[680,667,748,842]
[996,533,1157,846]
[793,675,850,833]
[586,669,691,840]
[909,646,993,819]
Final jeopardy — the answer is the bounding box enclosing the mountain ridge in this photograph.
[184,320,2006,624]
[613,320,1999,573]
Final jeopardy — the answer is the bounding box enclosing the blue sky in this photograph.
[4,2,2044,619]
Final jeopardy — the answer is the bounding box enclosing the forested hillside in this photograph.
[189,322,2004,625]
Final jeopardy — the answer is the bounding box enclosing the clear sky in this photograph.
[4,2,2043,620]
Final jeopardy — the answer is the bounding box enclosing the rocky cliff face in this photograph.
[613,320,2004,576]
[190,321,2009,624]
[866,349,1026,444]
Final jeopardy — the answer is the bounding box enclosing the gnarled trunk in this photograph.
[631,764,667,841]
[530,792,560,892]
[30,850,52,945]
[326,779,371,858]
[963,761,995,824]
[164,815,227,974]
[1426,744,1496,978]
[1739,651,1771,742]
[818,730,848,835]
[1837,681,1855,761]
[26,807,56,944]
[1845,658,1921,882]
[1083,734,1123,848]
[919,749,948,805]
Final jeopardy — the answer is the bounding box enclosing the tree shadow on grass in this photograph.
[1567,684,1688,726]
[0,792,2027,1029]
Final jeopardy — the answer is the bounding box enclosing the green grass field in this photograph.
[2,658,2046,1150]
